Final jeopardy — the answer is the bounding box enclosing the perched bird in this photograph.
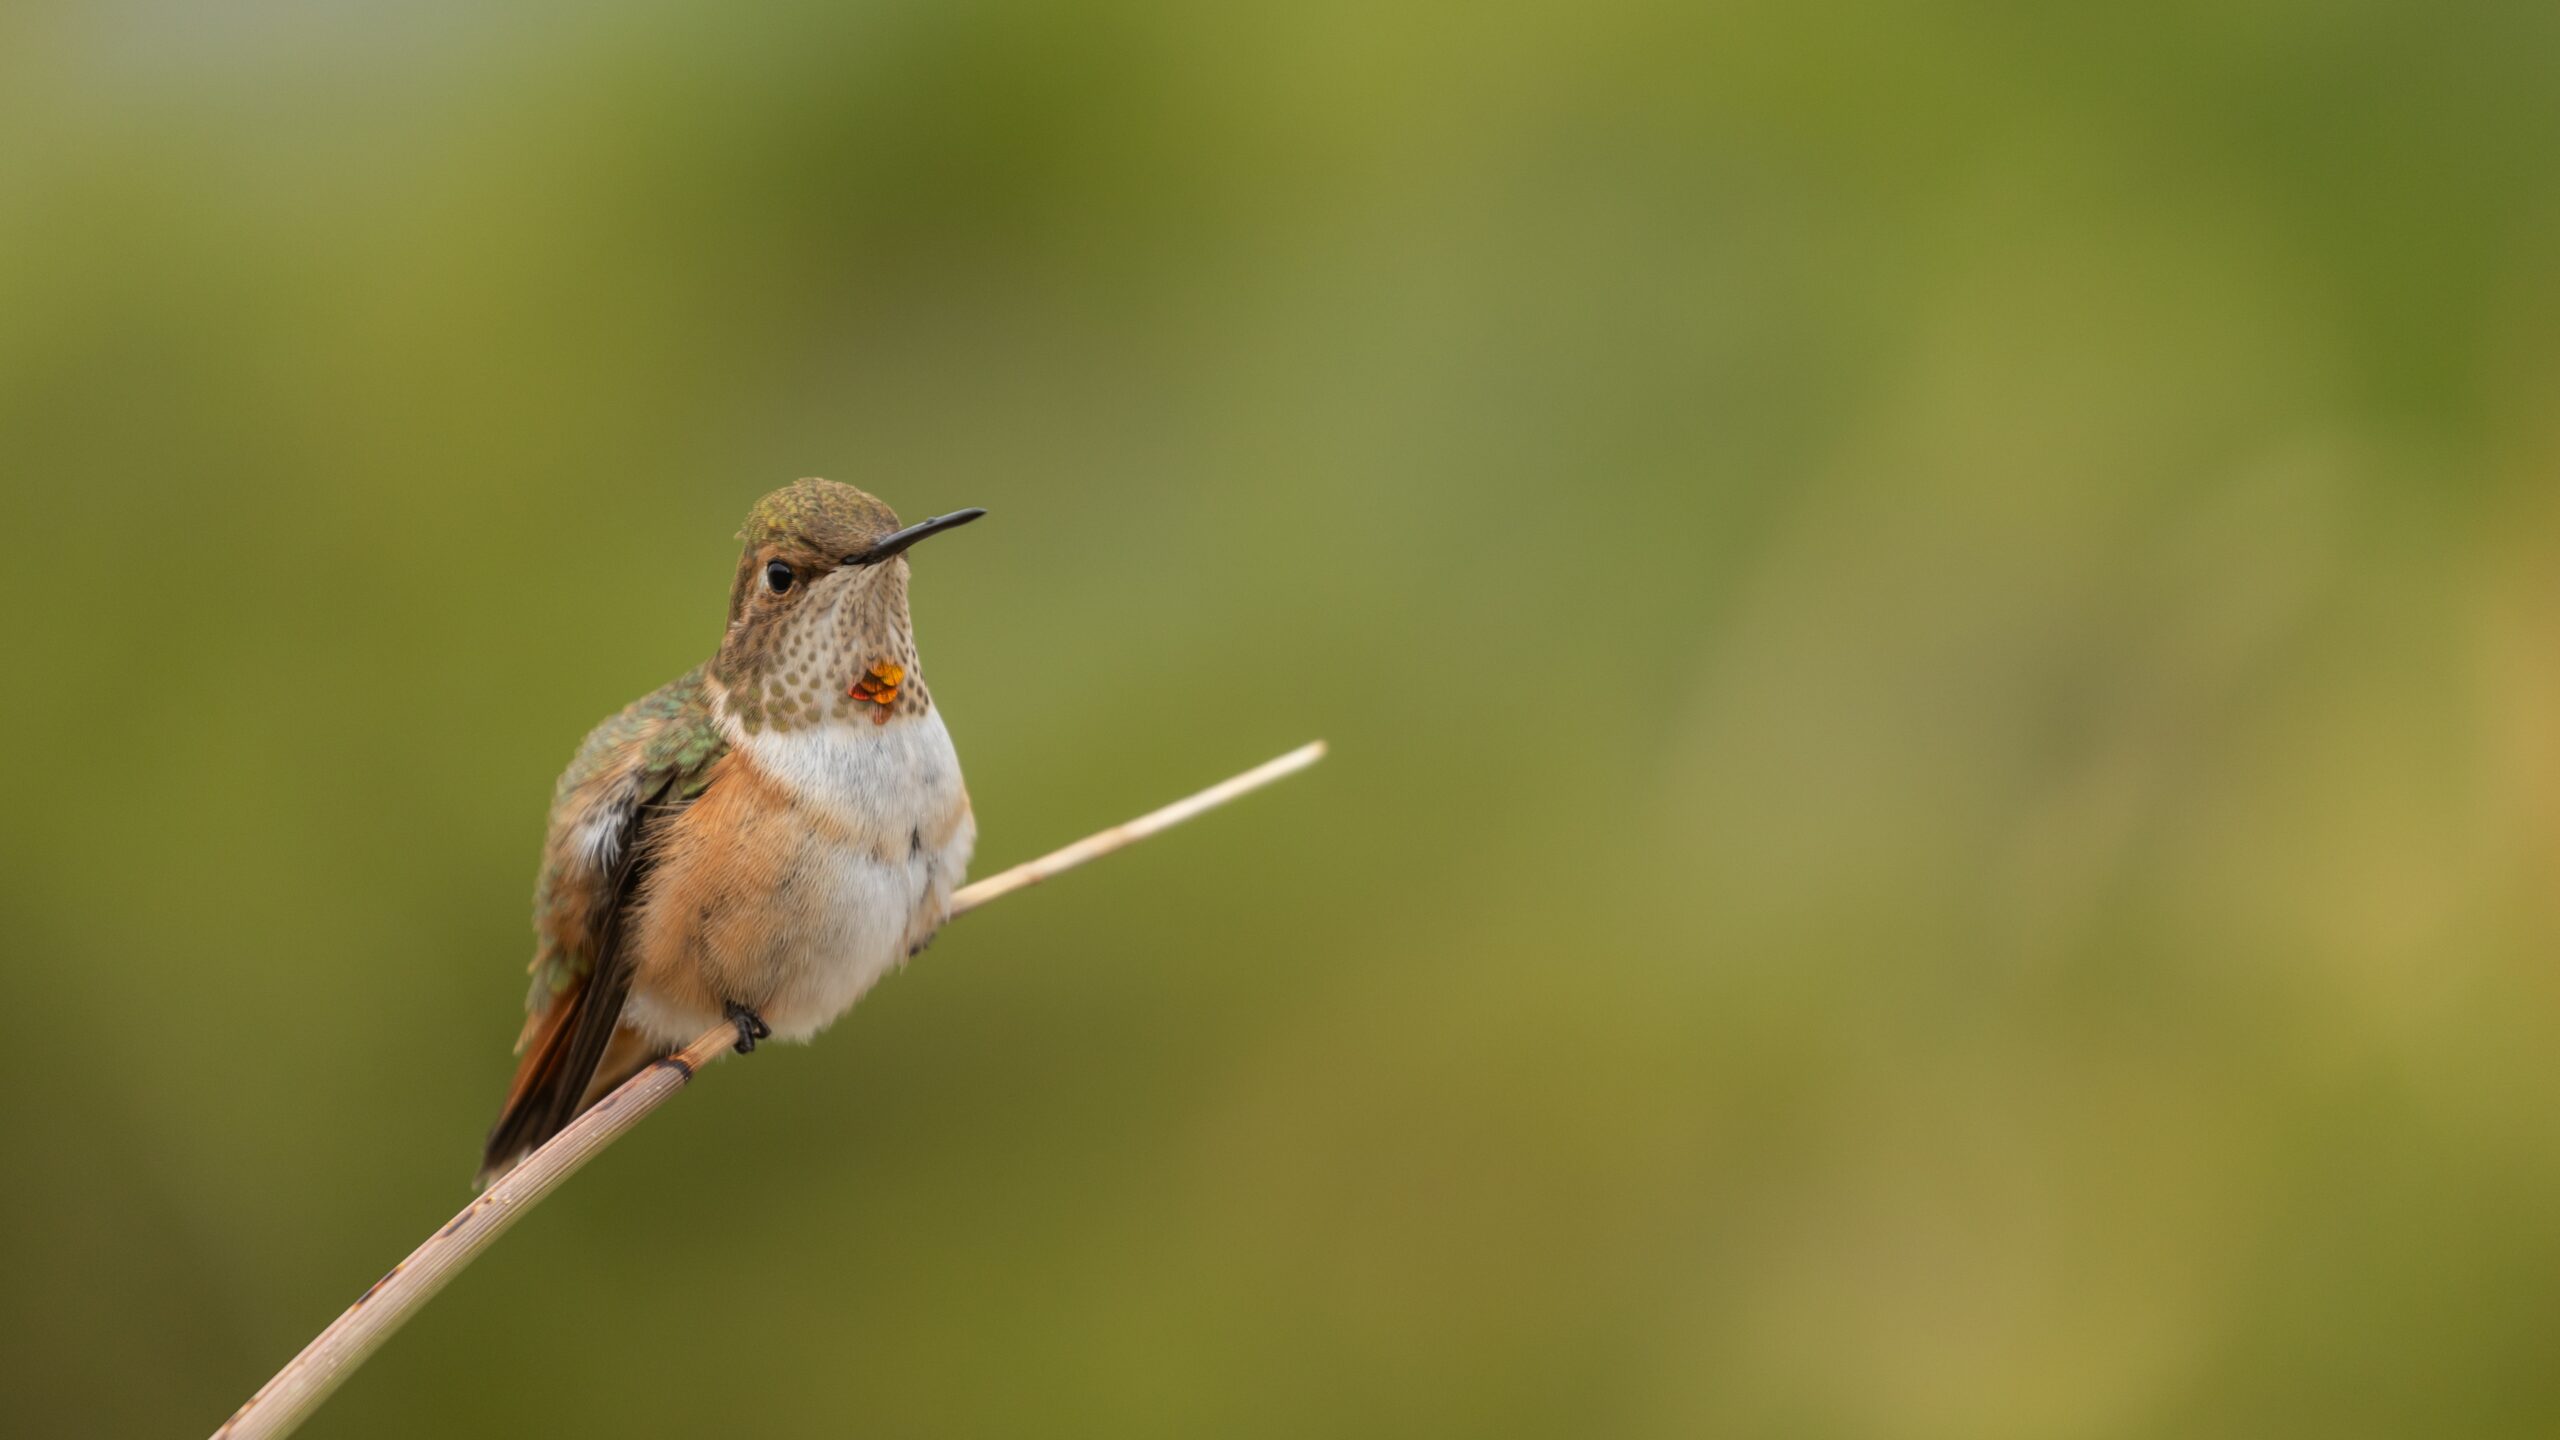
[481,479,984,1182]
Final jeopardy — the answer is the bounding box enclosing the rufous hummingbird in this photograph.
[481,479,984,1181]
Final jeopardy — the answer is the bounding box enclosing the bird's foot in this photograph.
[724,1002,773,1054]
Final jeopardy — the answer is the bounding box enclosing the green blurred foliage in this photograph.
[4,1,2559,1436]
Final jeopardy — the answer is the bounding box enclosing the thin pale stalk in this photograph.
[212,740,1323,1440]
[949,740,1326,916]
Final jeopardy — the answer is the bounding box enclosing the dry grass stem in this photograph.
[212,740,1324,1440]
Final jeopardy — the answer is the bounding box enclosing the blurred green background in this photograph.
[5,1,2560,1436]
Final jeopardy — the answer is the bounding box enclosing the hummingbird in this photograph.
[480,479,984,1182]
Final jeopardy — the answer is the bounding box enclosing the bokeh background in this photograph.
[6,2,2560,1436]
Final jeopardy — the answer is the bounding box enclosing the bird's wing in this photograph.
[481,666,727,1179]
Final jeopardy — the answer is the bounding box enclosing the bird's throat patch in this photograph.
[848,660,905,724]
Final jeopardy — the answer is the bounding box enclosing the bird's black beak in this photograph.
[850,507,988,566]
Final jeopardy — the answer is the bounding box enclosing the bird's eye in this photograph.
[764,559,796,594]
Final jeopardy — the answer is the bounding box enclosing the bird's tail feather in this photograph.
[479,973,664,1186]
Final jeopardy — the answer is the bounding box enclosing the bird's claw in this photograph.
[725,1002,772,1054]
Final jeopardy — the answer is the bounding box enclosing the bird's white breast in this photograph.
[722,707,975,1040]
[740,705,969,838]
